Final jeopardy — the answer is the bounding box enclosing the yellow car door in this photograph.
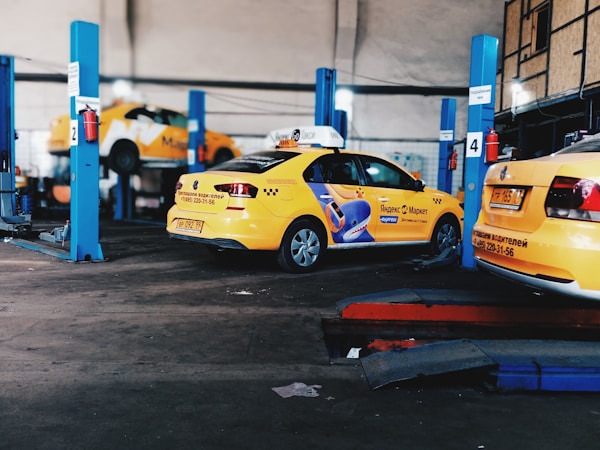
[358,154,433,242]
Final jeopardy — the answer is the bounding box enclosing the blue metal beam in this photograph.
[461,35,498,269]
[187,90,206,173]
[69,21,104,261]
[0,55,16,216]
[315,68,336,127]
[437,98,456,193]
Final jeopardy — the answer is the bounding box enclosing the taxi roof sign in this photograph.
[268,126,345,148]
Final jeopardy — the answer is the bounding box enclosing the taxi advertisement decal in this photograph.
[379,204,429,225]
[308,183,374,243]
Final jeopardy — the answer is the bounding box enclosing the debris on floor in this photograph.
[272,382,322,398]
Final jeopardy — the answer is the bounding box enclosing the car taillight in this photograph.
[545,176,600,222]
[214,183,258,198]
[175,181,182,191]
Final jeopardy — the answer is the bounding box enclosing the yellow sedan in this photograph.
[473,134,600,301]
[167,126,464,273]
[47,102,241,174]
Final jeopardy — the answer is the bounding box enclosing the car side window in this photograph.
[305,154,361,185]
[359,155,415,190]
[125,107,156,123]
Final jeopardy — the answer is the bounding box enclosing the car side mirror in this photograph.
[414,179,425,192]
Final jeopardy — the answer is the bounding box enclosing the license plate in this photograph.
[490,187,525,210]
[176,218,204,233]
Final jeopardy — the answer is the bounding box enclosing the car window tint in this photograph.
[359,155,415,189]
[124,107,156,122]
[311,154,361,185]
[557,138,600,154]
[209,151,299,173]
[159,109,187,128]
[303,162,326,183]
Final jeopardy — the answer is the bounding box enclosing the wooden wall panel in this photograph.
[552,0,585,28]
[585,10,600,86]
[548,21,583,95]
[501,55,518,110]
[505,1,521,55]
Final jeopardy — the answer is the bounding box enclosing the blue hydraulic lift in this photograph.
[67,20,104,262]
[9,21,104,261]
[437,98,456,194]
[0,55,31,234]
[315,67,348,142]
[462,34,498,269]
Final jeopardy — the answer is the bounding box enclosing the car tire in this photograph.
[430,214,461,254]
[211,147,235,166]
[277,219,325,273]
[108,140,140,174]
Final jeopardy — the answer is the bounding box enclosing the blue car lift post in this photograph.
[320,36,600,392]
[8,21,103,261]
[315,67,348,141]
[437,98,456,194]
[0,55,31,235]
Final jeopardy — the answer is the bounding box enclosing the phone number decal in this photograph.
[473,230,528,258]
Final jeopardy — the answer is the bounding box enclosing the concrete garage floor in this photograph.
[1,220,599,450]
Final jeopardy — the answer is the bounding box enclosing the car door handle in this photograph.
[320,195,334,200]
[378,197,390,202]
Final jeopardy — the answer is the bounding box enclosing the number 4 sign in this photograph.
[466,131,483,158]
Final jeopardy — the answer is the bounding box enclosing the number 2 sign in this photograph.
[70,119,78,146]
[466,131,483,158]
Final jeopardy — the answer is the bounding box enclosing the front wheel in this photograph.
[277,219,325,273]
[430,215,461,254]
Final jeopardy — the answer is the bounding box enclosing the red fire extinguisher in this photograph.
[82,105,98,142]
[449,150,458,170]
[197,145,205,163]
[485,128,499,163]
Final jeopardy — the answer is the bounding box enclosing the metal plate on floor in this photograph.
[360,339,496,389]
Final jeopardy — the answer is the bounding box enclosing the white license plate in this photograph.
[490,187,525,210]
[176,218,204,233]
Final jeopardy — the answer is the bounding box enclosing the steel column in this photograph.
[69,21,104,261]
[461,35,498,269]
[315,68,336,127]
[437,98,456,193]
[187,90,206,173]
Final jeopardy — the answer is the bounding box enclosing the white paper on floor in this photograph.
[272,382,322,398]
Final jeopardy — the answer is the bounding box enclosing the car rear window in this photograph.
[209,151,300,173]
[557,138,600,154]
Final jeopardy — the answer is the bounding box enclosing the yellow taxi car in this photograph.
[472,133,600,301]
[47,102,242,174]
[167,126,464,273]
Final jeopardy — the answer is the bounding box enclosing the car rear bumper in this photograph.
[168,233,248,250]
[166,206,287,250]
[474,257,600,301]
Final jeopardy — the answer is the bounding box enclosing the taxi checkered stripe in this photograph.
[263,188,279,196]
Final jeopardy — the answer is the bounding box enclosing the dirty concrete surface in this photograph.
[1,220,599,450]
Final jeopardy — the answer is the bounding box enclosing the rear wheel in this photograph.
[430,215,460,254]
[108,141,139,174]
[277,219,325,273]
